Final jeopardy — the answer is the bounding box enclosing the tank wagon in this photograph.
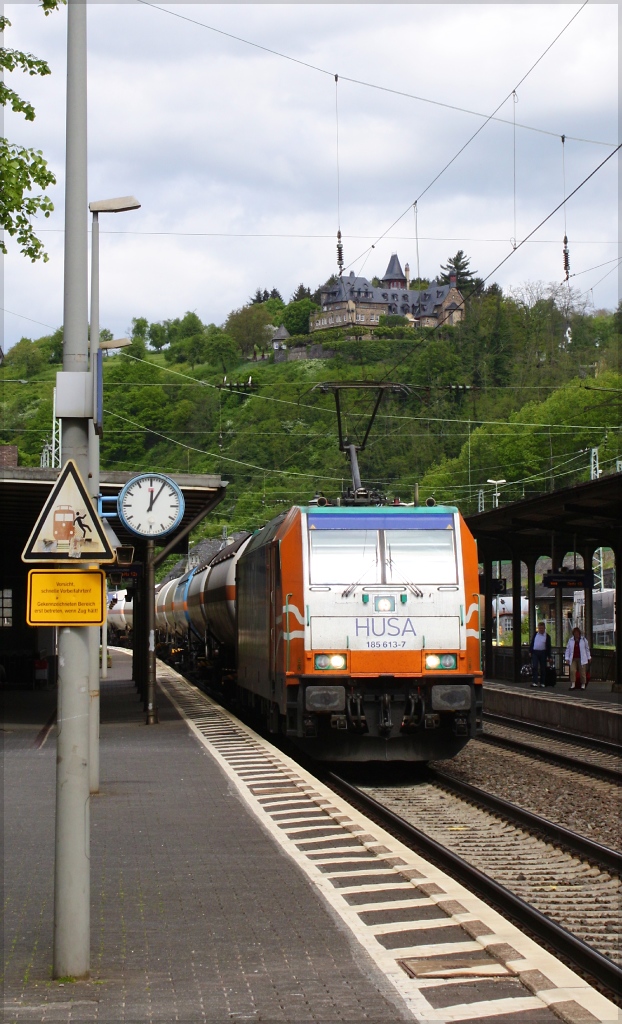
[156,504,482,761]
[107,589,133,635]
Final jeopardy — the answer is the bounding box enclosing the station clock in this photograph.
[117,473,185,539]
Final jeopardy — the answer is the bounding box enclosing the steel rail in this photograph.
[327,772,622,1000]
[483,712,621,755]
[479,731,622,783]
[429,768,622,874]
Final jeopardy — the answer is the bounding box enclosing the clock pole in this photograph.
[146,539,158,724]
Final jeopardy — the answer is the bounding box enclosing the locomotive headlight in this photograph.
[374,596,395,612]
[425,653,457,670]
[314,653,346,670]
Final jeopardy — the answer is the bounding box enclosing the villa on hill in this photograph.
[309,254,464,334]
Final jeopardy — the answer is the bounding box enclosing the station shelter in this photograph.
[0,462,227,690]
[466,473,621,687]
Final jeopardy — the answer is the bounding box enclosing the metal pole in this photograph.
[146,540,158,724]
[54,0,90,980]
[101,619,108,680]
[348,444,362,491]
[87,211,100,795]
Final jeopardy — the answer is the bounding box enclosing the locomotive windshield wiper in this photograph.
[385,546,423,598]
[341,559,377,598]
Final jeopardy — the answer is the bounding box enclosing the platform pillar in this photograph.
[483,555,493,680]
[582,544,595,651]
[511,554,523,682]
[526,554,537,642]
[614,544,621,687]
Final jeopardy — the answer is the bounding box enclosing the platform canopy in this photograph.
[0,466,228,561]
[466,473,622,560]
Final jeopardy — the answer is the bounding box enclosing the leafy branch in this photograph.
[0,0,65,261]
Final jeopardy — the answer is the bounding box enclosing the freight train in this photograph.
[155,502,483,761]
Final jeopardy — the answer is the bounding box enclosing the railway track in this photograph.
[161,664,622,1012]
[328,772,622,999]
[480,716,622,782]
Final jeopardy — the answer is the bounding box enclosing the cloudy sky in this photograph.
[3,1,619,350]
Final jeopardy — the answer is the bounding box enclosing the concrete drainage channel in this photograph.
[158,663,620,1022]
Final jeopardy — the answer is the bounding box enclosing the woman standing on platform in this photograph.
[565,627,591,690]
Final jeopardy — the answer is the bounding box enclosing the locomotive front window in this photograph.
[310,529,380,584]
[385,529,457,584]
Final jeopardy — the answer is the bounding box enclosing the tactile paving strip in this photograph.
[158,665,620,1024]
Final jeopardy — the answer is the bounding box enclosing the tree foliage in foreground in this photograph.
[0,1,64,261]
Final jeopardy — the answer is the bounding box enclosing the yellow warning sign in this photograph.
[22,460,115,563]
[27,570,106,626]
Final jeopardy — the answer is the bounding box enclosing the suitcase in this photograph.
[545,661,557,687]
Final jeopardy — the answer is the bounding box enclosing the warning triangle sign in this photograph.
[22,460,115,563]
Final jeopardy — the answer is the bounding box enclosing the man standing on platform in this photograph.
[529,621,551,688]
[565,627,591,690]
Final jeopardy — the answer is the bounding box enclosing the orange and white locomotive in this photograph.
[156,502,482,762]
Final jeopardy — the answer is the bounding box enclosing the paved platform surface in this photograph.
[482,678,621,744]
[485,676,621,705]
[2,651,412,1022]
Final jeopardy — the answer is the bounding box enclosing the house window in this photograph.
[322,318,327,325]
[1,589,12,627]
[329,316,334,324]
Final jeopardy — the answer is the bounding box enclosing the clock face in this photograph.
[118,474,185,538]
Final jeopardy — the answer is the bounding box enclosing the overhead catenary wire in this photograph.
[135,0,612,149]
[117,350,620,431]
[344,0,594,275]
[378,140,621,386]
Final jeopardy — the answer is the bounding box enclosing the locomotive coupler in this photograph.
[346,693,367,730]
[402,693,424,729]
[453,714,469,736]
[378,693,393,736]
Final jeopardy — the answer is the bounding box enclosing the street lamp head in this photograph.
[89,196,140,214]
[487,479,506,485]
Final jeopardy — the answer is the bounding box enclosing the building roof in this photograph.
[320,271,455,318]
[465,473,622,559]
[382,253,406,283]
[272,324,291,341]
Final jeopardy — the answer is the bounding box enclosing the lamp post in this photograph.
[487,478,506,509]
[88,196,140,795]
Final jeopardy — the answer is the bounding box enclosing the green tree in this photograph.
[3,335,45,376]
[439,250,478,291]
[379,313,409,328]
[1,1,64,262]
[408,277,430,291]
[290,283,312,302]
[225,304,273,357]
[204,328,241,372]
[148,322,168,351]
[264,295,285,321]
[280,298,319,337]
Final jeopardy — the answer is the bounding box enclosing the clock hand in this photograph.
[147,481,166,512]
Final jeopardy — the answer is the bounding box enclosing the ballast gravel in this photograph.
[431,737,621,852]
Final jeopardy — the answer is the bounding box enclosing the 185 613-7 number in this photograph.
[366,640,407,649]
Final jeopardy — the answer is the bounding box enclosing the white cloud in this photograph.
[3,2,618,349]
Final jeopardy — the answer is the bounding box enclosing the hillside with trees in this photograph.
[2,266,620,544]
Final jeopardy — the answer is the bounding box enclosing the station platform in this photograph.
[4,651,620,1023]
[483,678,622,745]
